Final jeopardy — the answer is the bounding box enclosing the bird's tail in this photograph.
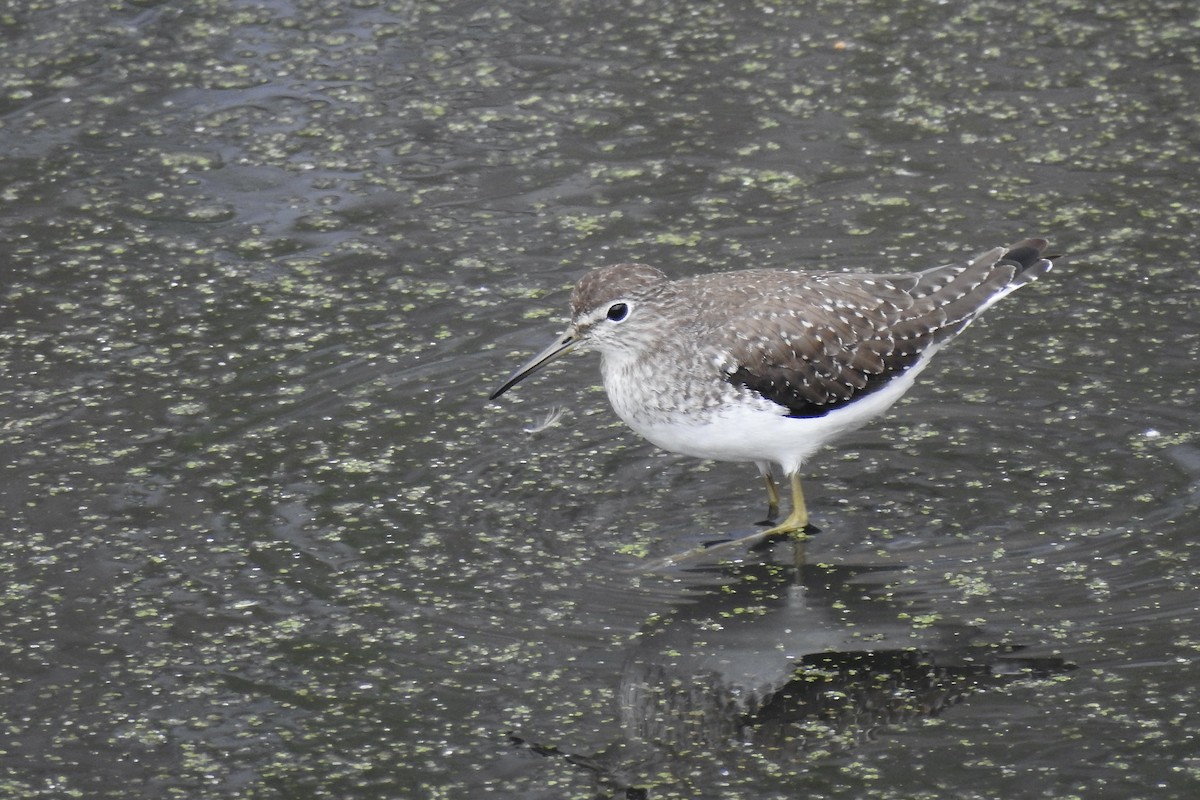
[997,237,1054,286]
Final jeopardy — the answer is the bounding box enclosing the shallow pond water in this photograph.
[2,0,1198,798]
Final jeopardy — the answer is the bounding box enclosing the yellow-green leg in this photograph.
[759,472,808,538]
[759,472,810,569]
[762,473,781,523]
[639,472,810,571]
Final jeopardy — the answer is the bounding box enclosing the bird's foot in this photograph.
[638,520,817,572]
[748,521,819,552]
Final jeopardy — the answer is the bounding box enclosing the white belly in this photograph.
[604,348,939,475]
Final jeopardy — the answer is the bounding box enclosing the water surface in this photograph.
[2,0,1198,797]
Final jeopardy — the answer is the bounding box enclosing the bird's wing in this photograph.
[710,242,1050,418]
[712,276,932,418]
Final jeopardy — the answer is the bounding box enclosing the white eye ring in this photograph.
[606,302,630,322]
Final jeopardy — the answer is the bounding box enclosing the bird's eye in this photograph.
[606,302,629,322]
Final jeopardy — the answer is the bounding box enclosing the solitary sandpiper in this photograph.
[490,238,1053,555]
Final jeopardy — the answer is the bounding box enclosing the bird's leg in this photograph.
[760,472,781,524]
[638,473,811,572]
[758,473,808,538]
[761,473,809,569]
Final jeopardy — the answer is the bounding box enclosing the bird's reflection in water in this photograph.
[619,560,1071,756]
[513,558,1071,796]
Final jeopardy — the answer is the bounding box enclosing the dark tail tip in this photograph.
[1000,238,1052,276]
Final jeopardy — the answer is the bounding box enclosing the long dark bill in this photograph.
[488,334,577,400]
